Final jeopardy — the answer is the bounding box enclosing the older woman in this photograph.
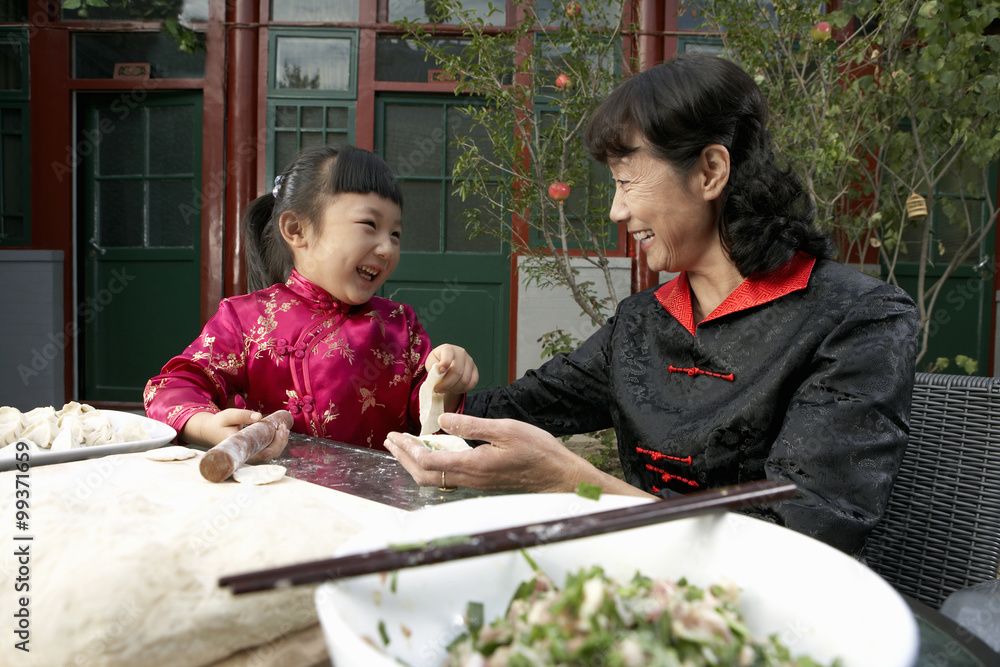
[385,52,918,557]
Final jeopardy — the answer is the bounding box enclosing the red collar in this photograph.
[655,252,816,336]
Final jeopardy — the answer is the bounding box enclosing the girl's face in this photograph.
[291,192,402,305]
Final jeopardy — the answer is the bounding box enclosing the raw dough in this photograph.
[232,464,286,485]
[0,452,400,667]
[418,363,447,436]
[145,446,198,462]
[420,434,472,452]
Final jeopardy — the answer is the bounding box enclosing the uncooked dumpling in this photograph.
[420,433,472,451]
[145,446,197,462]
[0,408,22,447]
[50,419,83,451]
[232,464,287,485]
[117,415,150,442]
[23,405,56,425]
[418,363,446,436]
[21,418,56,449]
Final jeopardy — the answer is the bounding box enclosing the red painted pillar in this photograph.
[629,0,664,294]
[223,0,262,298]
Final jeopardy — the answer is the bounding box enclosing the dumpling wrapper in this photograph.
[418,363,447,436]
[145,446,198,462]
[232,464,286,485]
[420,434,472,452]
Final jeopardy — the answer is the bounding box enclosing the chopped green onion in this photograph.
[575,481,603,500]
[466,601,484,635]
[377,619,390,646]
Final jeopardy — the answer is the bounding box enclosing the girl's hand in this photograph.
[426,344,480,411]
[180,409,290,459]
[385,413,650,497]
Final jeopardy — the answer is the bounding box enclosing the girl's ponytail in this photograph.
[241,193,292,292]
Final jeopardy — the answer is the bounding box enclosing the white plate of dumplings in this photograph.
[0,402,176,471]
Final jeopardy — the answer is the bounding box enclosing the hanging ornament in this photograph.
[906,191,928,219]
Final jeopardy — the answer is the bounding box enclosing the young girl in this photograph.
[144,145,477,454]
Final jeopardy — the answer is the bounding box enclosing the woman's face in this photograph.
[608,140,720,274]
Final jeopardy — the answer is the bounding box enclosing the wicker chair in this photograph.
[864,372,1000,608]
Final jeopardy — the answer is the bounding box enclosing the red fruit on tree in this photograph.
[565,1,582,17]
[810,21,832,43]
[555,73,572,89]
[548,182,571,201]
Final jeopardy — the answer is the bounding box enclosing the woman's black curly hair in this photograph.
[585,52,834,278]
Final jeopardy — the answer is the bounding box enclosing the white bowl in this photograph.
[316,493,918,667]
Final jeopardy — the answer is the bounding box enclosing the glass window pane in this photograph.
[0,36,22,91]
[384,104,443,177]
[149,179,195,247]
[389,0,505,26]
[301,106,323,128]
[275,106,298,127]
[98,108,144,176]
[0,2,27,22]
[2,133,22,213]
[63,0,205,20]
[533,1,622,27]
[375,37,472,83]
[300,132,323,149]
[271,0,357,22]
[1,107,20,132]
[677,1,712,31]
[274,131,298,173]
[325,131,348,147]
[275,37,351,91]
[326,106,348,128]
[98,180,144,247]
[148,106,194,175]
[398,181,441,252]
[446,106,495,172]
[1,217,23,240]
[447,190,500,253]
[73,32,206,79]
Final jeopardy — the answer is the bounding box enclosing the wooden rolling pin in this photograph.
[199,410,293,483]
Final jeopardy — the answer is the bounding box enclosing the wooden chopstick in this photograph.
[219,479,797,595]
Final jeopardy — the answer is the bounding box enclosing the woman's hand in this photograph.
[426,345,480,412]
[385,413,650,497]
[180,409,290,460]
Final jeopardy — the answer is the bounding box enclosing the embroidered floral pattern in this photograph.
[144,270,433,451]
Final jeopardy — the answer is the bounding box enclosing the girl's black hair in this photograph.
[242,145,404,292]
[585,52,834,278]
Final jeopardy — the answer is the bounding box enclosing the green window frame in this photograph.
[0,28,29,246]
[266,101,356,178]
[376,95,504,256]
[267,28,358,99]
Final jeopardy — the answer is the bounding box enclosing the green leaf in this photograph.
[575,481,603,500]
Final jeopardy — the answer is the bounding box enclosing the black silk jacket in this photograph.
[466,254,919,556]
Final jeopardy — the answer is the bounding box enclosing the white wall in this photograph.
[514,256,633,378]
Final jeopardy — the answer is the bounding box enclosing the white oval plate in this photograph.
[0,410,176,471]
[316,493,918,667]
